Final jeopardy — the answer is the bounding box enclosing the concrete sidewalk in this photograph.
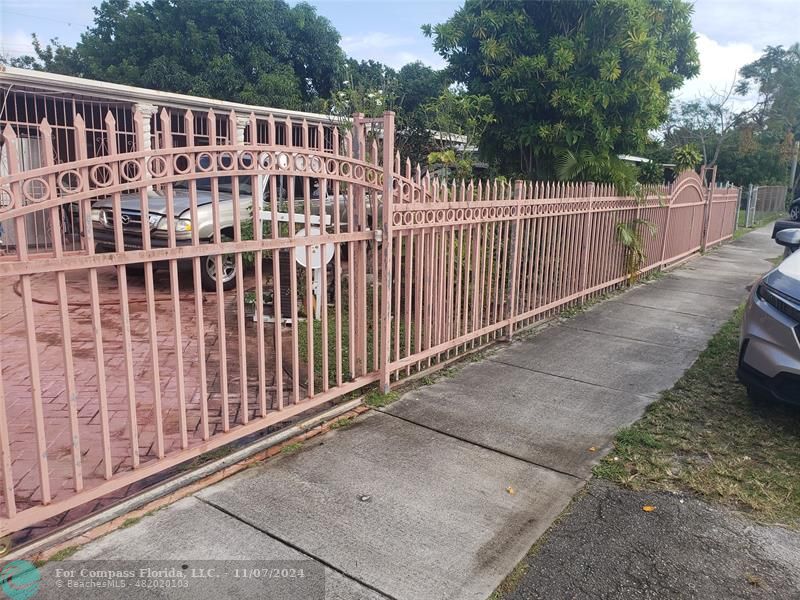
[38,227,779,600]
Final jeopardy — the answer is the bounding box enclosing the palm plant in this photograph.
[554,148,639,194]
[616,218,658,285]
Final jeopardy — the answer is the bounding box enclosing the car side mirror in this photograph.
[775,228,800,253]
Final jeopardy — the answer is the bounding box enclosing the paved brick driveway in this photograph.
[1,265,289,522]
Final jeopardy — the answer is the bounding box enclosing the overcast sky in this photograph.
[2,0,799,106]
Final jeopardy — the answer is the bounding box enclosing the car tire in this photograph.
[201,253,238,292]
[746,385,770,403]
[790,204,800,221]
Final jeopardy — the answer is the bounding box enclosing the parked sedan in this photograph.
[738,227,800,404]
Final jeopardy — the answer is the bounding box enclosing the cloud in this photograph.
[674,33,761,109]
[341,31,445,70]
[0,30,36,58]
[690,0,800,51]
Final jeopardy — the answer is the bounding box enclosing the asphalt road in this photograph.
[503,480,800,600]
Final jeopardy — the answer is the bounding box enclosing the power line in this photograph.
[1,9,76,26]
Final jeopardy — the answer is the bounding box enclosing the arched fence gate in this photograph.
[0,109,738,539]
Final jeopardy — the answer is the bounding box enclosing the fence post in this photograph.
[700,165,717,253]
[579,182,595,302]
[734,186,741,233]
[380,112,395,393]
[660,183,673,266]
[506,180,524,340]
[747,185,761,228]
[350,112,369,378]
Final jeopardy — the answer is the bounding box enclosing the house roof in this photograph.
[0,65,333,123]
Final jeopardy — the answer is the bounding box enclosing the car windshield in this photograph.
[173,154,253,194]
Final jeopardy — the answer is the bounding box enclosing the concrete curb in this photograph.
[7,397,366,563]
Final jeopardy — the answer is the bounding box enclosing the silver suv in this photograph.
[92,172,377,291]
[92,174,263,290]
[738,227,800,404]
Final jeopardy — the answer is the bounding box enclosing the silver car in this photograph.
[91,175,261,291]
[738,227,800,404]
[92,170,377,291]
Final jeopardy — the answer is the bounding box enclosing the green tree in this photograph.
[673,144,701,173]
[664,79,757,170]
[423,89,495,179]
[424,0,699,181]
[738,44,800,138]
[7,0,344,110]
[715,127,792,186]
[395,62,444,116]
[737,44,800,194]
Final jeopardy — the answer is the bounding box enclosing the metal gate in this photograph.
[0,108,390,537]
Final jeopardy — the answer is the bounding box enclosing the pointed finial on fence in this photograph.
[2,124,20,173]
[37,116,52,138]
[2,123,17,143]
[331,124,338,154]
[184,109,195,144]
[302,118,310,149]
[104,109,117,129]
[206,108,217,143]
[248,111,257,145]
[104,110,119,154]
[158,107,173,148]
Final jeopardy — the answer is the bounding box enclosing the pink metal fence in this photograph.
[0,108,738,539]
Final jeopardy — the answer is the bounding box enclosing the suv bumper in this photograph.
[93,228,194,252]
[738,286,800,405]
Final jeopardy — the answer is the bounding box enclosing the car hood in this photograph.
[92,189,242,215]
[763,251,800,302]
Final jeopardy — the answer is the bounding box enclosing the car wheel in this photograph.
[746,385,769,403]
[790,205,800,221]
[201,253,237,291]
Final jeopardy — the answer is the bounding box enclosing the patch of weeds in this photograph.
[559,304,585,319]
[281,442,303,455]
[489,560,529,600]
[364,390,399,408]
[615,427,661,450]
[330,416,354,430]
[35,545,79,567]
[592,458,627,481]
[734,212,784,240]
[120,516,141,529]
[595,305,800,528]
[178,445,234,472]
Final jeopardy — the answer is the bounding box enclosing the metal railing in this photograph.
[0,107,737,539]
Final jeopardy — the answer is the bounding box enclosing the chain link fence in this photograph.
[740,185,787,228]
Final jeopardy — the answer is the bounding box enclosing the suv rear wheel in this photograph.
[790,204,800,221]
